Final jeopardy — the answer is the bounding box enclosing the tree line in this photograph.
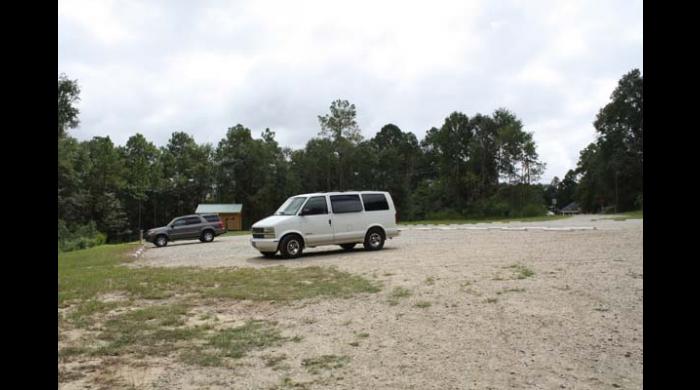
[543,69,643,213]
[58,68,642,247]
[58,78,548,245]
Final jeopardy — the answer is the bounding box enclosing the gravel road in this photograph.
[124,214,643,389]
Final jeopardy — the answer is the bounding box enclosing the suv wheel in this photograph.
[363,228,385,251]
[201,230,214,242]
[155,235,168,247]
[280,235,303,259]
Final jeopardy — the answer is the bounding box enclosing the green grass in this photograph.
[302,355,350,374]
[58,244,382,368]
[95,303,206,357]
[496,288,526,295]
[387,286,412,306]
[179,320,291,367]
[414,301,432,308]
[400,215,571,225]
[504,264,535,280]
[218,230,252,237]
[602,210,643,221]
[59,244,381,308]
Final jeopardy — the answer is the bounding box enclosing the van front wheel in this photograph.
[363,228,385,251]
[280,235,303,259]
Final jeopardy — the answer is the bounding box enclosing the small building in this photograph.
[195,203,243,230]
[559,202,581,215]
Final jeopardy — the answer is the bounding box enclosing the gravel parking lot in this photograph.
[129,215,642,389]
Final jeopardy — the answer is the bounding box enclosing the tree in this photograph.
[368,124,421,219]
[318,99,364,190]
[161,132,213,219]
[120,133,160,233]
[575,69,643,212]
[58,74,81,138]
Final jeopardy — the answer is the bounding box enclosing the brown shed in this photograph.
[195,203,243,230]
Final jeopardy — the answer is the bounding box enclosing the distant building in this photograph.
[195,203,243,230]
[560,202,581,215]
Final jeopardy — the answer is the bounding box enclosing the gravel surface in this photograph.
[122,215,643,389]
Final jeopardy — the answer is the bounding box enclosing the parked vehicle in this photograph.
[250,191,399,258]
[145,214,226,247]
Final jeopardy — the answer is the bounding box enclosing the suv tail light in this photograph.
[218,221,224,229]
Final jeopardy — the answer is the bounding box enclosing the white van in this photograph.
[250,191,400,258]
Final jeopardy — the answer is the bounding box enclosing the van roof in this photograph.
[294,191,390,197]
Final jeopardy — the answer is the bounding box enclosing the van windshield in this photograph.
[275,197,307,216]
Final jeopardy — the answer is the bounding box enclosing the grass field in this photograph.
[219,230,251,237]
[58,243,381,382]
[591,210,643,221]
[606,210,643,221]
[399,214,571,225]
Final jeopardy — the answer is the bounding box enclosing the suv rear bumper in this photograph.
[250,237,279,252]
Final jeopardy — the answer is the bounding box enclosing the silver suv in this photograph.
[145,214,226,247]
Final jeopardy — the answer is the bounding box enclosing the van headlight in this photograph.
[263,227,275,238]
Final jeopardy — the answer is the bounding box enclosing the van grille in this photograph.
[252,227,265,238]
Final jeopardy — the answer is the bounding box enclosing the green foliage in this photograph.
[58,72,556,238]
[58,220,107,252]
[58,73,80,138]
[575,69,643,212]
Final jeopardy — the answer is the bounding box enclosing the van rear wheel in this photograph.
[363,228,385,251]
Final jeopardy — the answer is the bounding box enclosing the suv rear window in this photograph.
[362,193,389,211]
[185,216,203,225]
[203,215,220,222]
[330,195,363,213]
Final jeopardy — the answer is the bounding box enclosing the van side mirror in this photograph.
[301,207,311,215]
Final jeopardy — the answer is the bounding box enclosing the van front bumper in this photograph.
[250,238,279,252]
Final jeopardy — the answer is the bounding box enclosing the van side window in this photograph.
[330,195,363,213]
[362,193,389,211]
[301,196,328,215]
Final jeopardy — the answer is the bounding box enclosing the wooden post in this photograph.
[139,230,143,244]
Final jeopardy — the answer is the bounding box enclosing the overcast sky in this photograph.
[58,0,642,183]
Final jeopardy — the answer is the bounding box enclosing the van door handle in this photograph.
[328,219,331,225]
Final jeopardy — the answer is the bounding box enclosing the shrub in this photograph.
[58,220,107,252]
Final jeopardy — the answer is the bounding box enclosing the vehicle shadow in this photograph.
[154,240,225,248]
[245,246,398,265]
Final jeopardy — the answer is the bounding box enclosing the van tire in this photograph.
[363,228,385,251]
[280,234,304,259]
[340,243,356,251]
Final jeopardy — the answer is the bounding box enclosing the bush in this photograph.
[634,193,643,210]
[425,209,463,221]
[518,203,546,217]
[58,220,107,252]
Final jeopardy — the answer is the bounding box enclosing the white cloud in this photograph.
[58,0,642,182]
